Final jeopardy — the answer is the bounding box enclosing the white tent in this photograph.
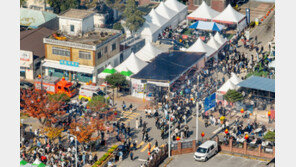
[218,79,238,93]
[144,8,169,28]
[187,1,220,21]
[213,4,246,24]
[164,0,188,22]
[207,35,221,50]
[269,60,275,68]
[98,64,116,79]
[139,22,161,42]
[115,52,148,74]
[155,2,178,20]
[214,32,227,45]
[229,72,242,85]
[186,38,216,58]
[135,42,164,62]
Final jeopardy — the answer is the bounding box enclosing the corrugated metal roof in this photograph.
[20,8,57,28]
[237,76,275,93]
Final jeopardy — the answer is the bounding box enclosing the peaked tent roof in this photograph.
[140,22,160,35]
[98,64,117,79]
[186,38,216,57]
[20,8,57,28]
[189,21,225,31]
[115,52,148,74]
[155,2,178,19]
[213,4,246,24]
[207,35,221,50]
[218,79,237,93]
[269,60,275,68]
[229,72,243,85]
[164,0,187,12]
[214,32,227,45]
[144,8,169,27]
[136,42,164,62]
[187,1,220,20]
[237,76,275,93]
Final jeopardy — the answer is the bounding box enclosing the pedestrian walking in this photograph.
[135,118,139,130]
[130,151,134,160]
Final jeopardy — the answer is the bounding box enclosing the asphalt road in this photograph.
[166,153,268,167]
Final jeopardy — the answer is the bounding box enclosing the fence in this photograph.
[171,139,197,155]
[146,144,168,167]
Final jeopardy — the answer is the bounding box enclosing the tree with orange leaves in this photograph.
[20,89,67,127]
[69,119,101,144]
[42,127,64,141]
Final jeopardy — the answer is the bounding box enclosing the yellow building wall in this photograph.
[72,48,94,66]
[45,44,71,61]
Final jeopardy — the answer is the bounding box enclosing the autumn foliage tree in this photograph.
[42,127,64,141]
[20,89,67,127]
[69,119,101,144]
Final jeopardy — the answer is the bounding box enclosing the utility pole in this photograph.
[196,101,199,142]
[69,134,78,167]
[168,115,171,157]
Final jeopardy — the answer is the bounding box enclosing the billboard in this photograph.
[204,93,216,112]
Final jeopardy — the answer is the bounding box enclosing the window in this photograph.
[210,145,214,150]
[194,0,199,6]
[70,25,75,32]
[97,51,102,59]
[104,46,108,53]
[52,47,70,57]
[79,51,91,60]
[112,43,116,51]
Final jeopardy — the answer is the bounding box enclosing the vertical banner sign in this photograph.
[246,8,250,25]
[204,93,216,112]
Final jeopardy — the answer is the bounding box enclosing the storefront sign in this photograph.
[204,93,216,112]
[20,50,32,62]
[60,60,79,67]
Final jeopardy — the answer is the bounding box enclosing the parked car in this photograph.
[194,140,218,161]
[20,81,34,89]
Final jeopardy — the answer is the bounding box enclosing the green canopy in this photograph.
[120,71,133,76]
[38,163,46,167]
[102,68,116,74]
[20,160,28,165]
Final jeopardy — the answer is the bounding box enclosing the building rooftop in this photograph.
[59,9,95,19]
[237,76,275,93]
[20,8,57,28]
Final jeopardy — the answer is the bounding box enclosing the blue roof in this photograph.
[20,8,57,28]
[237,76,275,93]
[189,21,225,32]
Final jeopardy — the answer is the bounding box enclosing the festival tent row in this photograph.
[212,4,247,32]
[98,64,117,79]
[187,1,220,21]
[140,0,188,42]
[186,38,216,58]
[21,159,47,167]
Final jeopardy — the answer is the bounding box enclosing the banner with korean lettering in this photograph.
[204,93,216,112]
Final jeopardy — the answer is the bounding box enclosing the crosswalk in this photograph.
[116,111,141,123]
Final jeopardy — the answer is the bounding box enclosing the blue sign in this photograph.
[60,60,79,67]
[204,93,216,112]
[246,8,250,25]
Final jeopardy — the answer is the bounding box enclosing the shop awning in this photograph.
[237,76,275,93]
[20,61,32,68]
[43,61,94,74]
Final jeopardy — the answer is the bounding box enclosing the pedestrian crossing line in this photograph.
[160,144,165,148]
[150,145,156,152]
[140,143,150,152]
[137,141,145,149]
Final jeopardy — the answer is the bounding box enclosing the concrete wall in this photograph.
[82,15,95,33]
[59,18,82,36]
[93,14,106,28]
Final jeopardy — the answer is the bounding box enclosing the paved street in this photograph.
[166,153,268,167]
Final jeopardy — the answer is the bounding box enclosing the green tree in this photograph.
[263,131,275,142]
[47,93,70,102]
[113,22,123,31]
[123,0,145,33]
[105,73,128,101]
[48,0,79,14]
[20,0,26,7]
[224,89,244,103]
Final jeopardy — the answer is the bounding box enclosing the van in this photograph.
[194,140,218,161]
[79,84,106,101]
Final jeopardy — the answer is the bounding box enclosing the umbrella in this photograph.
[189,21,225,31]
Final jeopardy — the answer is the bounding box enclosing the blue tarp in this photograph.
[237,76,275,93]
[204,93,216,112]
[189,21,225,32]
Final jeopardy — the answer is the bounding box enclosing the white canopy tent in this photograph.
[269,60,275,68]
[186,38,216,58]
[115,52,148,75]
[213,4,247,32]
[229,72,242,85]
[135,42,164,62]
[98,64,116,79]
[214,31,228,45]
[218,79,238,94]
[207,35,221,50]
[155,2,179,28]
[187,1,220,21]
[139,22,161,42]
[144,8,169,29]
[164,0,188,23]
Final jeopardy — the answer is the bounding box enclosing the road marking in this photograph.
[137,141,144,149]
[141,143,149,152]
[138,159,147,162]
[160,144,165,147]
[150,145,156,152]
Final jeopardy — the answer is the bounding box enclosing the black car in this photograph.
[20,81,34,89]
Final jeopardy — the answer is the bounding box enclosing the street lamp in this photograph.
[69,134,78,167]
[168,115,171,157]
[196,101,199,142]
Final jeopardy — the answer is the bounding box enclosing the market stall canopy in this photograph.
[186,38,216,57]
[207,35,221,50]
[164,0,187,13]
[98,64,117,79]
[115,52,148,74]
[187,1,220,21]
[144,8,169,27]
[214,32,228,45]
[135,42,164,62]
[189,21,225,31]
[237,76,275,93]
[218,79,237,94]
[269,60,275,68]
[213,4,246,24]
[229,72,243,85]
[155,2,178,20]
[140,22,161,35]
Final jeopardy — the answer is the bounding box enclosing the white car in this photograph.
[194,140,218,161]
